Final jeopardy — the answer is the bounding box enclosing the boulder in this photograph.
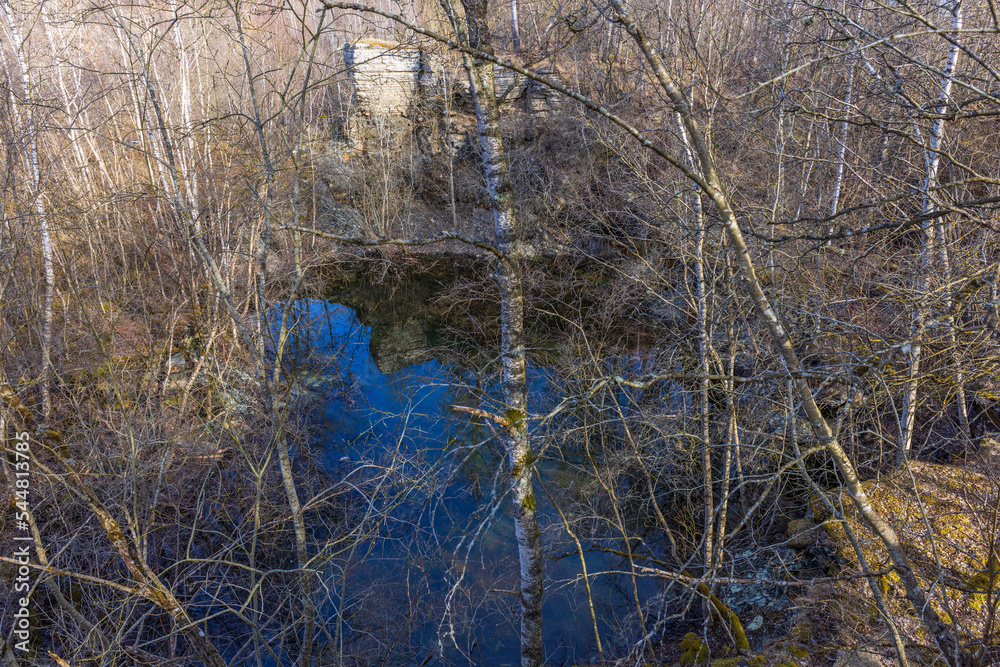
[786,518,819,549]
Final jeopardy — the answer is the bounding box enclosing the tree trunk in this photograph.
[452,0,543,661]
[1,2,55,422]
[901,0,964,459]
[510,0,521,51]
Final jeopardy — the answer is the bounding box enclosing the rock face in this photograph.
[369,317,432,374]
[322,41,568,251]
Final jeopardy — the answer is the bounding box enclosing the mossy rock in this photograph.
[821,461,997,647]
[968,593,988,612]
[809,492,832,521]
[828,463,993,581]
[966,550,1000,591]
[711,658,743,667]
[786,518,818,549]
[713,657,767,667]
[680,632,710,663]
[789,621,812,642]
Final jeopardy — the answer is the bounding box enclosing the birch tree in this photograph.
[900,0,966,460]
[1,0,55,421]
[438,0,544,662]
[318,0,546,661]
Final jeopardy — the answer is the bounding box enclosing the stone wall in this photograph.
[342,41,561,133]
[343,42,424,116]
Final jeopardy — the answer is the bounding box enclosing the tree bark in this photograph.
[1,2,55,422]
[901,0,964,460]
[510,0,521,51]
[447,0,544,662]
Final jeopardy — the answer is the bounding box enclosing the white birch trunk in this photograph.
[828,58,854,219]
[454,0,543,659]
[901,0,964,458]
[676,111,714,580]
[1,1,55,421]
[170,1,202,232]
[510,0,521,51]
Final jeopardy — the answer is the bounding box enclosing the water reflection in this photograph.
[285,295,657,665]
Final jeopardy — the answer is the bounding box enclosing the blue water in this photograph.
[285,299,654,665]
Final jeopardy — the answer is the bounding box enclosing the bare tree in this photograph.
[1,0,54,421]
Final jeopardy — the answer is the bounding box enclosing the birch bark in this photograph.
[510,0,521,51]
[444,0,543,662]
[901,0,964,459]
[828,58,855,220]
[676,112,714,583]
[1,1,55,422]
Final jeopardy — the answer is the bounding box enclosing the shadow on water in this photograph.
[285,258,662,665]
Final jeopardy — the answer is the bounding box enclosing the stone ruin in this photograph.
[316,41,566,243]
[343,42,426,117]
[340,41,562,151]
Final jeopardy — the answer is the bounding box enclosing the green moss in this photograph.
[681,646,710,664]
[711,656,763,667]
[505,408,526,426]
[696,584,750,651]
[809,492,831,521]
[521,493,536,512]
[790,622,812,641]
[711,658,743,667]
[968,571,998,590]
[511,448,537,479]
[968,552,1000,591]
[680,633,710,664]
[790,646,809,658]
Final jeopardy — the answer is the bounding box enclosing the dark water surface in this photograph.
[286,263,659,665]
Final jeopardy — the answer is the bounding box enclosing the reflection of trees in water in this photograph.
[297,273,672,664]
